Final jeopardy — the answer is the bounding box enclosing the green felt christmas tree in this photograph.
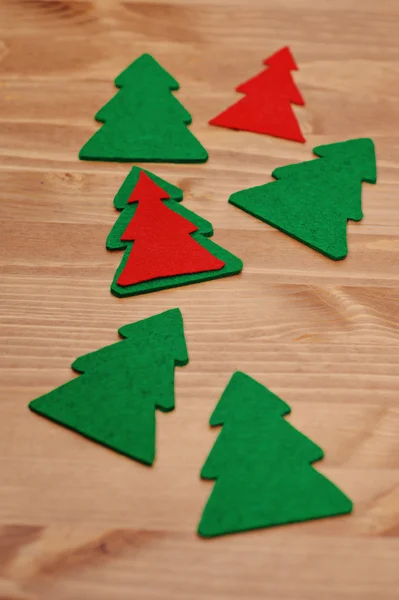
[29,309,188,465]
[229,138,377,260]
[198,372,352,537]
[79,53,208,163]
[107,167,243,298]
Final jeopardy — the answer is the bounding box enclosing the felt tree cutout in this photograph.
[108,167,243,297]
[210,46,306,143]
[198,372,353,538]
[79,53,208,163]
[29,309,188,466]
[229,138,377,260]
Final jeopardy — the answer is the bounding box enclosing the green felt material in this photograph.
[79,54,208,163]
[198,372,353,538]
[229,138,377,260]
[29,309,188,466]
[108,167,243,297]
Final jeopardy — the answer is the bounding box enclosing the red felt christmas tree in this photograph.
[116,172,225,287]
[210,47,305,143]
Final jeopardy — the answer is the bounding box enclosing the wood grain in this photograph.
[0,0,398,598]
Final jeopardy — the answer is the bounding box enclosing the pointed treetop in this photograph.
[210,371,291,427]
[113,167,183,211]
[313,138,377,183]
[118,308,189,366]
[115,53,180,90]
[263,46,298,71]
[127,171,171,204]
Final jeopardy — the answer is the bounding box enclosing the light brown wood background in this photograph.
[0,0,398,598]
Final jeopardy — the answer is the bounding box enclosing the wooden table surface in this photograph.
[1,0,398,598]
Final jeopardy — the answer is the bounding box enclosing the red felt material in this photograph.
[209,92,305,143]
[263,46,298,70]
[210,46,305,143]
[236,68,305,105]
[117,172,225,286]
[127,171,171,203]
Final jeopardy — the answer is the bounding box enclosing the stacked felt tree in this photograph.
[79,54,208,163]
[198,372,352,537]
[210,46,305,143]
[107,168,243,297]
[29,309,188,465]
[229,138,377,260]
